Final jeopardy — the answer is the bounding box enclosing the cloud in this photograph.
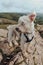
[1,0,13,9]
[0,0,43,13]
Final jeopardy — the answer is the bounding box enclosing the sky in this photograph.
[0,0,43,13]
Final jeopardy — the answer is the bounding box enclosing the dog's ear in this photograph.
[29,11,36,21]
[15,28,21,33]
[15,28,19,31]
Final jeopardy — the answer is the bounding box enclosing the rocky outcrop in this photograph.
[37,24,43,31]
[0,29,43,65]
[0,29,8,38]
[36,24,43,38]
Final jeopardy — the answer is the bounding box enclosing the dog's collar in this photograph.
[24,33,34,43]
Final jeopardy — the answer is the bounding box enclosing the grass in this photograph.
[0,25,7,29]
[0,23,17,29]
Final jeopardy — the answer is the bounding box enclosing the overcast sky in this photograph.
[0,0,43,13]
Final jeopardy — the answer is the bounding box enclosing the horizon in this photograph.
[0,12,43,14]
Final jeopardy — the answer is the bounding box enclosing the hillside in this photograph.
[0,13,43,29]
[0,18,17,29]
[0,13,43,65]
[0,24,43,65]
[0,13,43,24]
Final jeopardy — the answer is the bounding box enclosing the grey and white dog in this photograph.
[7,11,36,48]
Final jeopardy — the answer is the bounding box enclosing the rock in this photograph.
[0,28,43,65]
[0,52,3,62]
[34,55,42,65]
[15,30,43,65]
[0,29,8,38]
[0,41,15,55]
[9,61,14,65]
[37,24,43,31]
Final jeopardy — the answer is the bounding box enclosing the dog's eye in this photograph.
[21,22,25,26]
[15,28,19,31]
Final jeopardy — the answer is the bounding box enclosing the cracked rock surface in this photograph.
[0,29,43,65]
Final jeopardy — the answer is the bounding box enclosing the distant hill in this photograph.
[0,13,26,22]
[35,13,43,25]
[0,13,43,25]
[0,18,17,24]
